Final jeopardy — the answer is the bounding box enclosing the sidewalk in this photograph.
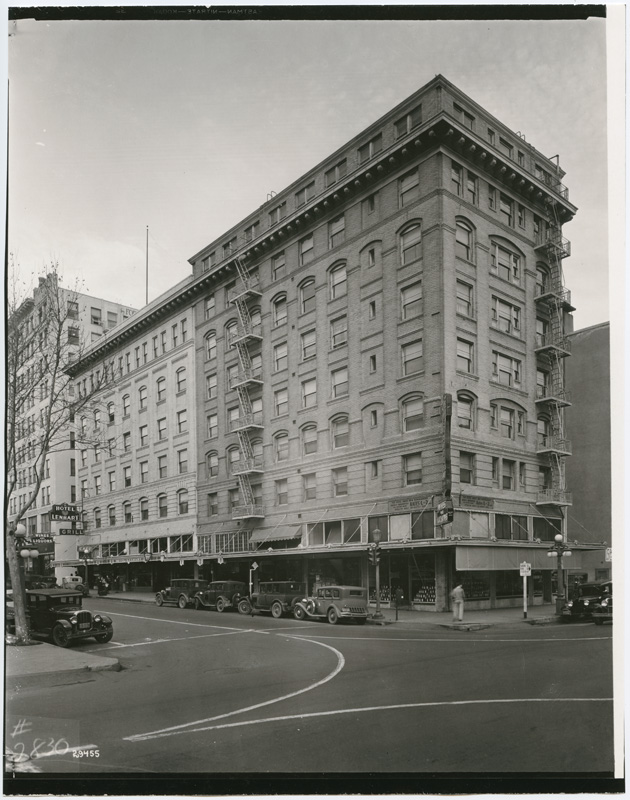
[95,591,560,627]
[6,641,120,688]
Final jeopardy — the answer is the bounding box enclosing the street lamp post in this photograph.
[547,533,573,615]
[249,561,258,597]
[370,529,383,621]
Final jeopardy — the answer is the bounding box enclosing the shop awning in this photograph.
[456,544,585,572]
[249,526,303,544]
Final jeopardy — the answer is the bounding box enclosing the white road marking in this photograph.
[126,696,614,741]
[124,634,345,742]
[289,634,612,644]
[102,610,242,632]
[84,629,246,652]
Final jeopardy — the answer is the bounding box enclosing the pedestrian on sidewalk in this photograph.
[451,582,465,622]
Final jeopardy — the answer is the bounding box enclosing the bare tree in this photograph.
[6,264,112,643]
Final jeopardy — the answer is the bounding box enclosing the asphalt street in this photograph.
[5,598,614,779]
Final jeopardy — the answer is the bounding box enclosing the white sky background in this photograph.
[8,17,608,328]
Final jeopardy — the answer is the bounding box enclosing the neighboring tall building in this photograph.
[8,272,136,578]
[565,322,611,583]
[64,75,603,609]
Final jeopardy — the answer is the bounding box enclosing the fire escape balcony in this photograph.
[228,279,262,304]
[536,489,573,506]
[229,324,263,347]
[537,436,572,456]
[231,456,264,476]
[231,366,263,388]
[535,334,571,357]
[229,411,264,432]
[232,504,265,520]
[535,386,572,407]
[535,285,575,312]
[534,230,571,259]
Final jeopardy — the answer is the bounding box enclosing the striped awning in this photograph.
[249,526,302,544]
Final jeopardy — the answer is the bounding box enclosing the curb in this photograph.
[7,658,121,689]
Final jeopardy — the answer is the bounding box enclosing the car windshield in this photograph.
[579,586,605,597]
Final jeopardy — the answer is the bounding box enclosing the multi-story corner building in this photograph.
[61,75,603,609]
[8,272,135,578]
[565,322,611,584]
[61,279,198,590]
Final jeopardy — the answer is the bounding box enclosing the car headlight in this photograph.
[94,615,101,622]
[583,600,589,606]
[601,599,608,607]
[567,601,573,608]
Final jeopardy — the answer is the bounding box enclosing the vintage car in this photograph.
[155,578,210,609]
[592,595,613,625]
[24,574,58,590]
[293,585,368,625]
[238,581,306,618]
[562,580,612,621]
[61,575,89,596]
[194,580,247,612]
[22,589,113,647]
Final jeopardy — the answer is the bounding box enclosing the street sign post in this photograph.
[519,562,531,619]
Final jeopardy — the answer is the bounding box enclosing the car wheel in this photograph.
[215,598,226,613]
[238,598,252,615]
[95,630,114,643]
[194,597,202,610]
[271,601,283,619]
[177,595,188,610]
[155,594,164,606]
[52,624,71,648]
[327,607,339,625]
[294,605,306,621]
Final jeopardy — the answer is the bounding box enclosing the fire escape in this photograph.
[534,197,574,508]
[228,257,265,520]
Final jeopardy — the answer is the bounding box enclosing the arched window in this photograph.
[300,279,316,314]
[227,445,240,475]
[329,263,347,300]
[331,415,349,449]
[301,424,318,455]
[107,402,115,424]
[206,451,219,478]
[93,409,101,430]
[108,505,116,526]
[177,489,189,515]
[250,307,262,335]
[273,294,287,327]
[402,395,424,432]
[274,431,289,462]
[456,392,476,431]
[400,222,422,265]
[205,331,217,360]
[225,320,238,350]
[156,377,166,403]
[138,385,147,409]
[455,220,474,261]
[157,493,168,518]
[251,437,263,469]
[122,394,130,416]
[93,508,101,529]
[176,367,186,393]
[140,497,149,521]
[123,501,132,524]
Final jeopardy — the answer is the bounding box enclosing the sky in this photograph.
[8,13,611,329]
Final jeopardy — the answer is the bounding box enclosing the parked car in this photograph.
[155,578,210,609]
[562,580,612,621]
[61,575,89,596]
[17,589,113,647]
[24,574,57,590]
[194,580,247,612]
[238,581,306,618]
[592,595,613,625]
[293,585,368,625]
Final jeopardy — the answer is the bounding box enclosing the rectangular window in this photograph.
[399,170,419,206]
[370,409,378,427]
[502,459,516,490]
[330,316,348,348]
[302,378,317,408]
[123,432,131,452]
[222,238,236,259]
[153,336,159,358]
[330,265,346,299]
[451,162,462,195]
[303,473,317,501]
[488,185,496,210]
[204,295,215,320]
[207,414,218,439]
[274,342,288,372]
[395,104,422,138]
[498,137,514,159]
[492,457,499,485]
[403,397,423,431]
[268,202,286,227]
[457,339,474,373]
[68,300,79,319]
[206,373,217,400]
[401,282,422,319]
[139,424,148,447]
[295,182,315,208]
[303,426,317,454]
[172,324,179,347]
[492,352,521,386]
[157,418,167,440]
[325,159,347,187]
[500,407,514,439]
[466,173,478,205]
[456,280,473,317]
[488,128,495,145]
[460,452,475,484]
[274,296,287,326]
[123,466,131,488]
[178,449,188,474]
[369,354,376,373]
[491,297,521,335]
[402,340,423,375]
[207,493,218,516]
[454,103,474,130]
[518,204,526,228]
[358,134,382,164]
[272,252,286,281]
[331,366,349,398]
[300,234,314,265]
[274,388,288,416]
[276,479,288,506]
[499,193,514,227]
[369,300,376,319]
[91,307,102,325]
[94,475,101,495]
[491,243,520,284]
[244,221,259,242]
[404,453,423,485]
[301,329,316,360]
[140,461,148,484]
[329,216,345,249]
[158,455,167,479]
[108,471,116,491]
[457,396,473,429]
[332,467,348,496]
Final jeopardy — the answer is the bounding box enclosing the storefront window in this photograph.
[410,553,436,604]
[368,516,389,542]
[533,516,562,541]
[411,511,434,539]
[460,572,490,600]
[496,570,522,598]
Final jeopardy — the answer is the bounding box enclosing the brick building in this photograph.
[64,75,603,608]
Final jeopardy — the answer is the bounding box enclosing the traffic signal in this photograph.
[369,545,380,566]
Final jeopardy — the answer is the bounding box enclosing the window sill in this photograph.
[456,371,479,381]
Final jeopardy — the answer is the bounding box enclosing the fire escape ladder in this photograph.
[237,385,253,417]
[237,430,254,462]
[238,474,255,505]
[235,341,252,374]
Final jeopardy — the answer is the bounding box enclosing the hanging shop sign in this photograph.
[51,504,80,522]
[436,499,454,526]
